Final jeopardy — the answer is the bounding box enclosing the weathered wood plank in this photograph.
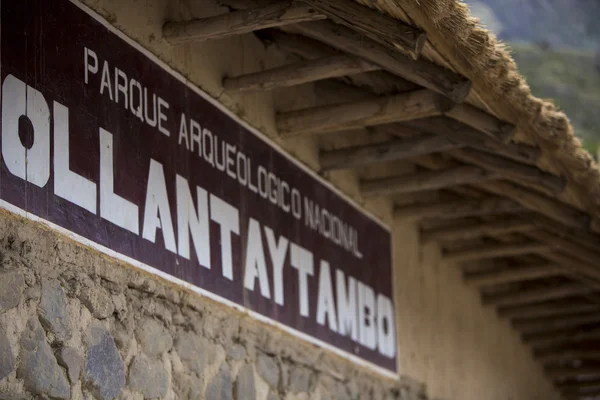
[405,117,541,165]
[540,351,600,364]
[547,366,600,380]
[422,218,536,243]
[445,103,515,143]
[277,89,454,137]
[557,380,600,392]
[479,181,590,232]
[394,198,525,221]
[223,54,378,92]
[164,2,325,44]
[320,134,463,171]
[445,242,550,263]
[451,148,566,195]
[482,283,592,308]
[260,30,420,93]
[498,302,598,320]
[362,166,494,197]
[513,312,600,334]
[299,0,426,58]
[290,21,471,102]
[463,262,560,287]
[526,231,600,271]
[527,327,600,350]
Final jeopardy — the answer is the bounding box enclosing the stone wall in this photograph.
[0,210,422,400]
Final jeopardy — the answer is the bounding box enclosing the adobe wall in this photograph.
[0,0,561,399]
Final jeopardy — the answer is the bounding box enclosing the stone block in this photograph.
[288,366,313,393]
[226,343,246,361]
[17,317,70,400]
[57,347,83,384]
[79,285,114,319]
[174,331,215,374]
[234,364,256,400]
[128,353,168,399]
[38,279,71,342]
[0,271,24,313]
[135,318,173,357]
[0,327,15,381]
[257,354,280,388]
[83,325,125,400]
[205,365,233,400]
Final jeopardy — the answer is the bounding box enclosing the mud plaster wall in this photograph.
[0,0,561,399]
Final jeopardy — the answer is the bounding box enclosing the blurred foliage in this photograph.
[509,43,600,158]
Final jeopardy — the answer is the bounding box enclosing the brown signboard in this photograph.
[0,0,396,372]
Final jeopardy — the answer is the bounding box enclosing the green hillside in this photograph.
[509,43,600,155]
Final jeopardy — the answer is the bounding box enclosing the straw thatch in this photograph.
[353,0,600,220]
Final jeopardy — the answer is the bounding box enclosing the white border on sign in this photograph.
[0,0,400,378]
[1,199,399,380]
[69,0,390,231]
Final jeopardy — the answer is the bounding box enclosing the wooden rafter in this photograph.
[482,283,593,307]
[320,134,463,171]
[547,366,600,380]
[260,30,420,93]
[276,89,453,136]
[463,263,561,287]
[298,0,426,58]
[450,148,565,196]
[163,2,325,44]
[557,380,600,392]
[405,118,540,165]
[513,312,600,334]
[422,218,536,243]
[444,242,550,264]
[223,54,378,92]
[539,350,600,365]
[289,21,471,102]
[526,231,600,271]
[361,166,495,197]
[394,198,525,221]
[445,103,514,143]
[479,181,590,232]
[527,327,600,349]
[498,302,599,320]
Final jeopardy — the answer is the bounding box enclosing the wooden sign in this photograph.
[0,0,396,373]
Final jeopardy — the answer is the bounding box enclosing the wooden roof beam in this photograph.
[290,20,471,102]
[277,89,454,137]
[513,312,600,334]
[539,350,600,365]
[482,283,593,308]
[540,252,600,285]
[361,166,495,198]
[498,302,599,320]
[451,148,565,196]
[223,54,378,92]
[163,2,325,44]
[394,198,525,221]
[445,103,515,143]
[547,366,600,380]
[557,380,600,392]
[407,118,539,164]
[526,231,600,274]
[422,217,536,243]
[479,181,590,233]
[526,327,600,349]
[320,134,464,171]
[444,242,550,264]
[562,389,600,400]
[463,263,562,287]
[259,30,421,93]
[298,0,426,59]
